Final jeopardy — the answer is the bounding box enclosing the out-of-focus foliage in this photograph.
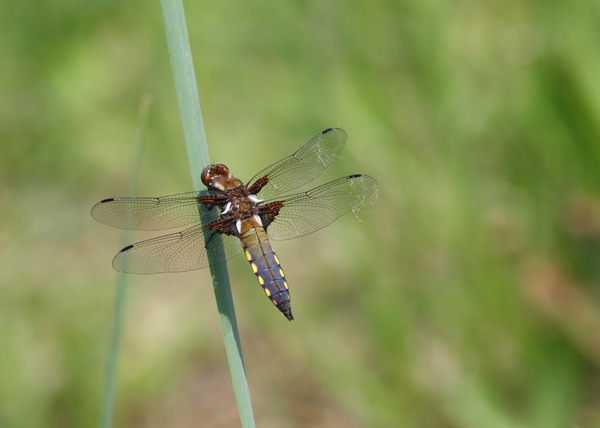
[1,0,600,427]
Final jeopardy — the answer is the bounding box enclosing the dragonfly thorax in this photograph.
[219,182,266,218]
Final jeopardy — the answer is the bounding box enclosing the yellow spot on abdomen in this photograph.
[251,263,258,274]
[245,250,252,261]
[279,268,285,278]
[284,281,289,290]
[264,288,271,297]
[274,254,280,265]
[257,275,265,285]
[271,299,277,306]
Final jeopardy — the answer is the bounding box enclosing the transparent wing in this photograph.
[247,128,347,199]
[92,128,347,230]
[263,174,378,241]
[91,191,210,231]
[112,225,244,273]
[102,175,377,273]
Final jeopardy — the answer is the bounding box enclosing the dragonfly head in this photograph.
[201,164,232,190]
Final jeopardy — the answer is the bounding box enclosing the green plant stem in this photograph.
[100,95,152,428]
[159,0,255,426]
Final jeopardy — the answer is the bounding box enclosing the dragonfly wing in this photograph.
[91,191,212,230]
[263,174,378,241]
[112,224,243,273]
[247,128,347,198]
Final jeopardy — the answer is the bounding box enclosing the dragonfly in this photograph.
[91,128,377,321]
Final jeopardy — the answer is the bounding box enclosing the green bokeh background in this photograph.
[2,0,600,427]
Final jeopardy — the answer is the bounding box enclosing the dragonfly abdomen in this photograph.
[241,225,293,321]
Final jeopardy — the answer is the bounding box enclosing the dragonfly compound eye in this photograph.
[201,164,230,186]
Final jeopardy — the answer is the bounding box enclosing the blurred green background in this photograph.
[2,0,600,427]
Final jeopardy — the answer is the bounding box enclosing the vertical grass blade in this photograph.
[159,0,256,426]
[100,95,153,428]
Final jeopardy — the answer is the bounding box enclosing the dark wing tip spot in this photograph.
[348,174,363,179]
[322,127,333,134]
[100,198,116,203]
[120,244,135,253]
